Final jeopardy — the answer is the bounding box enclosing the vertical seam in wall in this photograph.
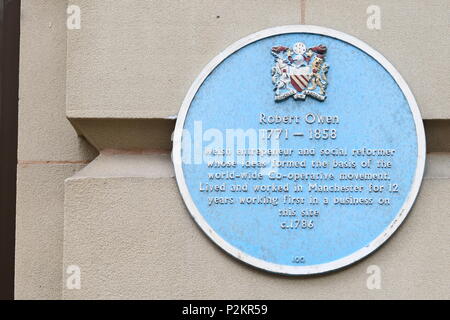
[300,0,306,24]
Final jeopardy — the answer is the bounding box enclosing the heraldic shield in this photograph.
[271,43,329,102]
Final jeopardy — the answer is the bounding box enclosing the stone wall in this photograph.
[16,0,449,299]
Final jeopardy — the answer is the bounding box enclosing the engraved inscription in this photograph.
[197,112,402,263]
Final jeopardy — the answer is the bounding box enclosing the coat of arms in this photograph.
[271,42,329,102]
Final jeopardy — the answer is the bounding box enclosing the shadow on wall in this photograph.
[69,118,176,153]
[424,120,450,153]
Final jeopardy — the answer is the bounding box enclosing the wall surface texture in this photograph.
[16,0,449,299]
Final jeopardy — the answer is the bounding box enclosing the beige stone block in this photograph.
[15,163,86,300]
[71,151,174,179]
[63,153,450,299]
[66,0,302,119]
[305,0,450,119]
[18,0,97,161]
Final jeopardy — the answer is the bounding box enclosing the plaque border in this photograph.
[172,25,426,275]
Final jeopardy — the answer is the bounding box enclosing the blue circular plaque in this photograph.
[173,26,425,274]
